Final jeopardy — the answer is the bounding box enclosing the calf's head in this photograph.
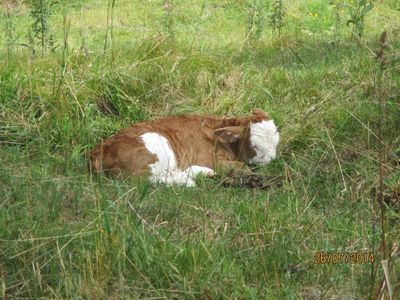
[214,109,280,165]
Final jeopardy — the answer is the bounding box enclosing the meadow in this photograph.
[0,0,399,298]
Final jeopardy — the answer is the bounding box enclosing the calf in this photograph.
[89,109,279,187]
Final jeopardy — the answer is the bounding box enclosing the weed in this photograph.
[103,0,116,66]
[245,0,266,43]
[28,0,56,56]
[162,0,175,44]
[334,0,343,40]
[269,0,284,36]
[3,4,17,59]
[346,0,374,39]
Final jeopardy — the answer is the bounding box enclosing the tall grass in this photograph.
[0,0,399,298]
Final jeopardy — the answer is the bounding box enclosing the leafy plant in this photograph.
[3,5,17,58]
[269,0,284,36]
[346,0,374,39]
[162,0,175,42]
[103,0,116,66]
[28,0,56,56]
[245,0,266,43]
[333,0,343,39]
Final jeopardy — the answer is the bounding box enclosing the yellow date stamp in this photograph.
[314,251,374,264]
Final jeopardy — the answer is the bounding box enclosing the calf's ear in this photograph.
[252,108,269,121]
[214,126,245,143]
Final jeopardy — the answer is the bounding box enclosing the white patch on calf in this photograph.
[249,120,280,165]
[140,132,213,187]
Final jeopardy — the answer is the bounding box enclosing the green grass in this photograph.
[1,0,400,298]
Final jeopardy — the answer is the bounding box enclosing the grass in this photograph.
[1,0,400,298]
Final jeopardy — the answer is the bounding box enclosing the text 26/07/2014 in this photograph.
[314,252,374,264]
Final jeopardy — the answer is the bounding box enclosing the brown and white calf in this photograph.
[89,109,279,187]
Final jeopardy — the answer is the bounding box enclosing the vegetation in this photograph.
[270,0,284,36]
[28,0,56,55]
[1,0,399,298]
[345,0,374,39]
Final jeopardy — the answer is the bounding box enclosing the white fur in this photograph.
[140,132,213,187]
[249,120,280,165]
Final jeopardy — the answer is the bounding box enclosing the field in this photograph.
[1,0,400,299]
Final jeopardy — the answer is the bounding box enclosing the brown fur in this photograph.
[89,109,270,176]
